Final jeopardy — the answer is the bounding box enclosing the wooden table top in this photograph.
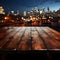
[0,27,60,51]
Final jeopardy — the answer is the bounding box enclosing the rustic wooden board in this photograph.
[0,27,21,49]
[36,27,60,49]
[0,27,60,50]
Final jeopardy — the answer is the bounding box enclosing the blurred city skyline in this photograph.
[0,0,60,13]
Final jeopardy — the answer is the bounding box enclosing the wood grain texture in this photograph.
[0,27,60,50]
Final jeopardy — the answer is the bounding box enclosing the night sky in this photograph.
[0,0,60,12]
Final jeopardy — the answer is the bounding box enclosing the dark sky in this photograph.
[0,0,60,12]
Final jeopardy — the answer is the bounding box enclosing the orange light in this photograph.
[4,16,10,20]
[21,17,24,20]
[33,17,36,20]
[30,16,32,18]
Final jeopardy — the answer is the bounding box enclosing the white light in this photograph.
[40,11,43,14]
[11,11,14,14]
[23,11,26,16]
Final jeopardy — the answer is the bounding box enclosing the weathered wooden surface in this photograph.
[0,27,60,50]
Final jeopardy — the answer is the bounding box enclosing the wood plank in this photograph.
[0,27,16,40]
[35,27,60,49]
[31,27,46,50]
[18,27,30,50]
[47,27,60,36]
[0,27,21,49]
[41,27,60,49]
[5,27,25,50]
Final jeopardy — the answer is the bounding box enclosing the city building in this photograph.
[23,11,27,16]
[0,6,5,14]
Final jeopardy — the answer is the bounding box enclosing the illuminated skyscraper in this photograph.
[23,11,26,16]
[0,6,5,14]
